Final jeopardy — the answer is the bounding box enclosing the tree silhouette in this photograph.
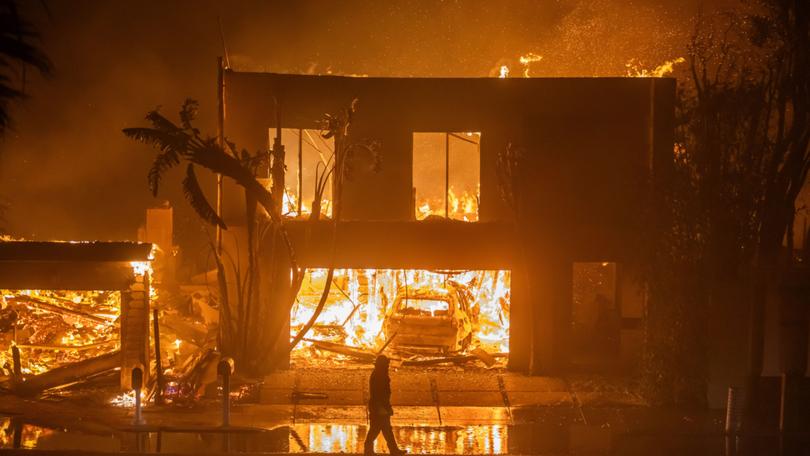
[643,0,810,407]
[0,0,50,135]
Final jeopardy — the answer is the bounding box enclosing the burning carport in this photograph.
[0,241,153,393]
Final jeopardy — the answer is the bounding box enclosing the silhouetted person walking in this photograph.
[364,355,404,455]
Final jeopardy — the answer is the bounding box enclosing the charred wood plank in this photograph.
[400,355,477,366]
[471,347,497,367]
[306,339,377,362]
[14,350,121,396]
[15,340,117,351]
[7,295,110,323]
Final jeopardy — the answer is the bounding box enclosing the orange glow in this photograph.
[0,261,149,376]
[282,189,332,219]
[625,57,685,77]
[0,289,121,375]
[290,423,509,454]
[291,269,510,366]
[518,53,543,77]
[416,186,479,222]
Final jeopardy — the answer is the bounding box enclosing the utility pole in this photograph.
[216,56,226,254]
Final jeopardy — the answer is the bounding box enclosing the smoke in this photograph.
[0,0,715,263]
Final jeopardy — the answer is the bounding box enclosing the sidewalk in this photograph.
[262,369,646,409]
[1,371,733,454]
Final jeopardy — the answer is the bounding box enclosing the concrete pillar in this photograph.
[120,272,151,389]
[508,264,531,372]
[258,228,292,372]
[529,257,572,375]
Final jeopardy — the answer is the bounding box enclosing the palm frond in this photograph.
[0,3,52,134]
[0,34,50,74]
[145,110,182,134]
[122,127,188,156]
[182,164,227,229]
[147,150,181,196]
[179,98,198,131]
[188,139,256,186]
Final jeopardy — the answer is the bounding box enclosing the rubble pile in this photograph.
[0,289,120,377]
[0,283,241,406]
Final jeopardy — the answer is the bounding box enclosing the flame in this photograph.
[282,188,332,219]
[110,390,140,407]
[129,261,152,276]
[0,243,154,384]
[518,53,543,77]
[0,417,10,446]
[416,186,479,222]
[0,289,121,375]
[499,53,543,78]
[291,269,510,366]
[625,57,685,77]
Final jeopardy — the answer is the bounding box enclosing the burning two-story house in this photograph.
[218,67,675,375]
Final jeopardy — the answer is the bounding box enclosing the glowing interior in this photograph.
[412,132,481,222]
[290,268,510,367]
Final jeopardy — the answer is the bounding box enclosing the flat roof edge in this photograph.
[0,241,154,263]
[224,69,676,82]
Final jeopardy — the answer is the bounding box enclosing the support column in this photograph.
[529,257,572,375]
[508,263,531,372]
[120,272,151,389]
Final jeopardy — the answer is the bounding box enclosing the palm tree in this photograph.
[124,99,301,369]
[0,0,51,135]
[124,99,378,374]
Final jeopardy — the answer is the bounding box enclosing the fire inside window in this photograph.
[269,128,335,218]
[291,268,510,368]
[413,132,481,221]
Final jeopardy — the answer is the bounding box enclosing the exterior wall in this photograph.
[141,205,175,284]
[223,73,675,373]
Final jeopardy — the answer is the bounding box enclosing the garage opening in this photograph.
[290,269,510,368]
[571,262,619,366]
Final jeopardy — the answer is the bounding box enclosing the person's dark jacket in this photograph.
[368,367,393,417]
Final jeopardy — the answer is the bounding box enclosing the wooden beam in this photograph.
[14,350,121,396]
[0,241,152,262]
[0,262,135,290]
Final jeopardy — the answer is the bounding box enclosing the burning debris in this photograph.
[290,269,510,368]
[416,187,480,222]
[0,289,120,376]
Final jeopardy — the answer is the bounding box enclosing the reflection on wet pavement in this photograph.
[2,418,510,454]
[293,424,507,454]
[2,415,808,454]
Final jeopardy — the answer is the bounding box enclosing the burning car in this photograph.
[384,285,474,353]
